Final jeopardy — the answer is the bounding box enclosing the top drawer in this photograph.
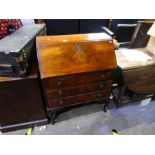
[42,71,112,90]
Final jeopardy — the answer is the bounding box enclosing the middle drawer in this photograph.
[46,80,113,99]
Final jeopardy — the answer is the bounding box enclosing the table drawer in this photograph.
[43,71,112,90]
[46,80,113,99]
[47,90,111,108]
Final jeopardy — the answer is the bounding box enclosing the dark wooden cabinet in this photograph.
[36,33,117,124]
[0,67,48,132]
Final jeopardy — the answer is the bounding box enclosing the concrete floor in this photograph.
[1,99,155,135]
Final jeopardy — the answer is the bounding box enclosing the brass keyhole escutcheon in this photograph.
[75,43,83,52]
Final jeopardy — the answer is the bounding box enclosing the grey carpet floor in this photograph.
[2,99,155,135]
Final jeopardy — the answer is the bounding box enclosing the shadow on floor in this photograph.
[3,99,155,135]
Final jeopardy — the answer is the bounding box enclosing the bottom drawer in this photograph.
[47,90,111,108]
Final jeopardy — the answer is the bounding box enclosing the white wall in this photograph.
[20,19,34,25]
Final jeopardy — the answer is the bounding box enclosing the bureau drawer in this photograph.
[46,80,113,99]
[43,71,112,90]
[47,90,111,108]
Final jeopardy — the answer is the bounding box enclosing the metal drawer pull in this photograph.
[58,90,63,95]
[59,100,64,105]
[57,81,61,86]
[102,74,105,79]
[100,84,104,88]
[98,93,101,97]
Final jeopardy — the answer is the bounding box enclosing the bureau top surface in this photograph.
[36,33,117,79]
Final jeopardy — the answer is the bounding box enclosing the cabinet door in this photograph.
[0,76,47,132]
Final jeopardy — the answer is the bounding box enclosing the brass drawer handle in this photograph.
[57,81,61,86]
[58,90,63,95]
[102,74,105,79]
[59,100,64,106]
[100,84,104,88]
[98,93,101,97]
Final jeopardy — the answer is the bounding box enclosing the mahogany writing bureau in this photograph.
[36,33,117,124]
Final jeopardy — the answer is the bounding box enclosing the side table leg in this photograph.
[117,86,126,107]
[51,111,56,125]
[50,111,56,125]
[103,100,109,112]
